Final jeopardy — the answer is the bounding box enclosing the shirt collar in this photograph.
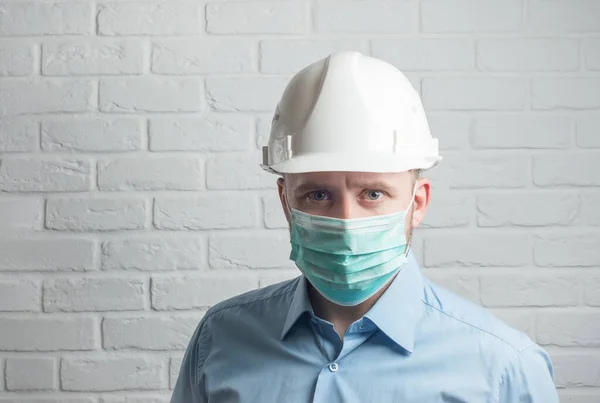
[364,251,424,353]
[280,275,313,340]
[280,252,424,353]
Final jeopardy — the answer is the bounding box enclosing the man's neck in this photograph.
[306,276,396,340]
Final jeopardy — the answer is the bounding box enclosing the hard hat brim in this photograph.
[261,152,442,175]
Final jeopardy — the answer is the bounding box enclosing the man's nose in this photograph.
[332,196,361,220]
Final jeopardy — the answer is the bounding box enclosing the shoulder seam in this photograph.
[422,299,527,354]
[498,343,543,398]
[203,280,297,321]
[515,342,540,355]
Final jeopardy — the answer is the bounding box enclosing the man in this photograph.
[171,51,558,402]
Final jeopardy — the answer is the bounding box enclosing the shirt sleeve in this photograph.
[170,318,210,403]
[499,344,559,403]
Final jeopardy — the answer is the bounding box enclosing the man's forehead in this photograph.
[285,171,410,189]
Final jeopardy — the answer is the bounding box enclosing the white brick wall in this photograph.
[61,355,167,391]
[5,357,55,391]
[0,0,598,400]
[0,79,95,115]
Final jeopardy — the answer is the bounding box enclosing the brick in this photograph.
[5,357,55,391]
[446,154,530,188]
[44,277,145,312]
[101,237,205,271]
[477,193,579,227]
[537,313,600,347]
[263,193,287,229]
[98,2,200,35]
[98,156,203,191]
[0,41,34,76]
[42,39,144,75]
[422,78,526,111]
[207,152,276,190]
[0,2,92,35]
[534,233,600,267]
[372,39,474,71]
[488,310,534,339]
[103,315,202,350]
[151,274,258,310]
[0,117,38,152]
[477,39,578,71]
[209,231,294,269]
[577,118,600,148]
[0,157,91,192]
[260,39,368,74]
[206,1,307,34]
[480,275,578,307]
[424,234,530,267]
[0,239,95,271]
[421,192,472,228]
[0,79,94,114]
[421,0,521,32]
[427,114,470,150]
[585,39,600,70]
[528,0,600,32]
[0,279,39,311]
[61,356,166,391]
[100,78,202,113]
[584,275,600,306]
[583,193,600,226]
[472,116,572,149]
[0,198,43,230]
[149,115,252,152]
[154,195,257,230]
[0,317,96,351]
[533,154,600,186]
[206,77,287,112]
[315,1,417,33]
[152,40,254,74]
[425,272,479,303]
[553,354,600,387]
[170,356,183,389]
[532,78,600,110]
[47,197,147,232]
[42,117,143,152]
[558,392,600,403]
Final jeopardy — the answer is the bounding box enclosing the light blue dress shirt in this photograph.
[171,252,558,402]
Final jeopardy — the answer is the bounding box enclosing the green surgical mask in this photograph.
[288,190,415,306]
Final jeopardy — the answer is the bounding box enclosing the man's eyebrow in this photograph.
[352,181,397,192]
[293,181,397,193]
[294,182,331,193]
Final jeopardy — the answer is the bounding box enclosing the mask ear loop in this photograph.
[403,181,419,258]
[283,188,293,223]
[406,181,418,211]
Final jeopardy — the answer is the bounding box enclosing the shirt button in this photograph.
[329,362,339,372]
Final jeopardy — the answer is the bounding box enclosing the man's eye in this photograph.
[308,191,329,201]
[365,191,383,200]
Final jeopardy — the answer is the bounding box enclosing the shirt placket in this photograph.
[311,318,377,403]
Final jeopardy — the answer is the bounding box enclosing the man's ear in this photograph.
[411,178,431,229]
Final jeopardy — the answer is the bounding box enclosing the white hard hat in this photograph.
[260,51,441,175]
